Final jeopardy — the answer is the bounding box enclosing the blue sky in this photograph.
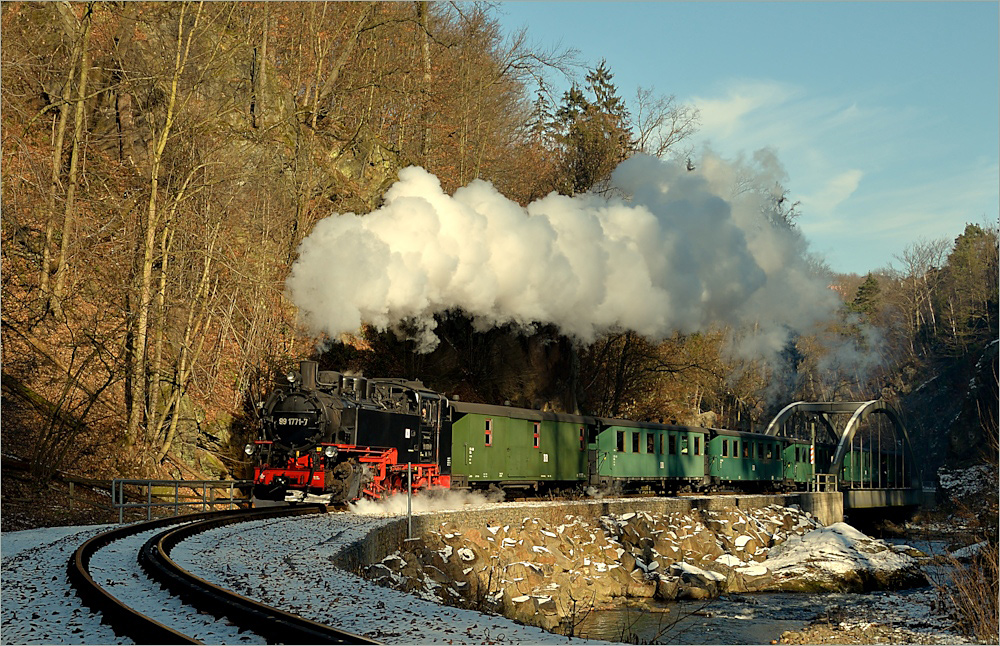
[495,2,999,276]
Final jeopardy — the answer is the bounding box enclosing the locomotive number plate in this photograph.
[275,413,317,427]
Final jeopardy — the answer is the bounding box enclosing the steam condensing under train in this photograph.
[248,361,904,504]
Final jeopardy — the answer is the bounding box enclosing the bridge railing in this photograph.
[112,479,252,523]
[813,473,838,492]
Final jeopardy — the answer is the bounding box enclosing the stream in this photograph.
[573,537,959,644]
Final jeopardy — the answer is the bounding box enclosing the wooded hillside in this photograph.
[2,2,995,487]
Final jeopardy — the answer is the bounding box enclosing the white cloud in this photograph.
[685,79,998,274]
[693,80,799,140]
[799,169,864,221]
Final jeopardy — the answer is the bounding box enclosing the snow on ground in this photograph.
[0,512,598,645]
[172,512,589,644]
[86,527,266,644]
[1,525,127,645]
[801,586,969,644]
[937,464,996,503]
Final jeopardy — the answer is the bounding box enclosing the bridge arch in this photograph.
[764,400,920,488]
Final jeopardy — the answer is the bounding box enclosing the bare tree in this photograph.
[632,85,699,159]
[892,238,950,356]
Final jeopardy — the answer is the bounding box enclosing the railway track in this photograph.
[68,505,379,645]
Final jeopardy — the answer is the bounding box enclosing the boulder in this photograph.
[762,523,929,593]
[655,576,679,600]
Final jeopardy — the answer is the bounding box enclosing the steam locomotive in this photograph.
[248,360,906,503]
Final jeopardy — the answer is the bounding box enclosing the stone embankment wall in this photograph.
[335,492,842,573]
[338,495,843,633]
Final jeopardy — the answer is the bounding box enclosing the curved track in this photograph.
[68,505,378,645]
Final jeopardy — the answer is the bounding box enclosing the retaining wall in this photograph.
[335,491,843,571]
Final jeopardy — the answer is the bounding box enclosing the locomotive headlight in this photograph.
[244,443,255,456]
[324,446,338,459]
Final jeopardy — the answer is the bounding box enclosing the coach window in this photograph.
[668,434,677,455]
[632,431,640,453]
[722,439,729,457]
[616,431,625,452]
[647,433,655,454]
[485,419,492,446]
[694,436,701,455]
[743,442,750,458]
[579,427,585,451]
[681,436,689,454]
[658,432,665,454]
[533,422,540,448]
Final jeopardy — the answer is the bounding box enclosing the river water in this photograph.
[574,537,959,644]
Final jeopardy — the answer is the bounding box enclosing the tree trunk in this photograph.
[157,236,216,462]
[147,223,174,436]
[40,57,76,297]
[50,6,94,310]
[417,1,432,165]
[126,1,202,445]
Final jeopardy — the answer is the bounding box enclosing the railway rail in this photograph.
[68,505,378,645]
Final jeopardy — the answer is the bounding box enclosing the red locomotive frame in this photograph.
[252,440,450,500]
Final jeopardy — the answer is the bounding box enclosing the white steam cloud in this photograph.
[349,487,504,516]
[287,152,840,361]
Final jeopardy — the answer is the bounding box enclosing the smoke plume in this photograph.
[349,487,504,516]
[287,152,841,362]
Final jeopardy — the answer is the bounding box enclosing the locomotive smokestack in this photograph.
[300,360,318,391]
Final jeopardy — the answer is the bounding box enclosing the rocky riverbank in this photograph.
[364,504,927,633]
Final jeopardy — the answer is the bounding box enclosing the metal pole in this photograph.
[407,463,413,540]
[174,483,179,517]
[851,437,856,489]
[146,483,152,520]
[810,420,816,491]
[116,480,123,524]
[902,436,906,489]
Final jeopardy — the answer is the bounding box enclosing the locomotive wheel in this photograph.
[325,459,363,503]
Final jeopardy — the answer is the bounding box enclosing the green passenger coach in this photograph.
[448,401,591,490]
[591,419,708,492]
[706,429,785,485]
